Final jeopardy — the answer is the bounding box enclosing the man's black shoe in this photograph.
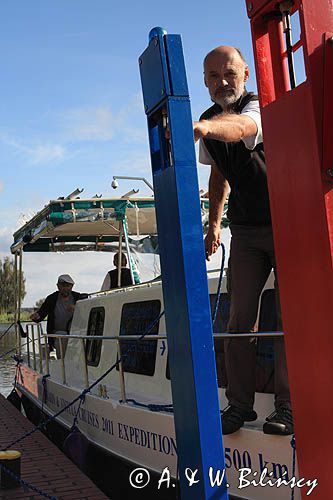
[221,405,257,435]
[263,407,293,435]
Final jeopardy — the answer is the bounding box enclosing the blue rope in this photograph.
[212,242,226,325]
[126,398,173,413]
[13,354,23,364]
[72,394,85,428]
[290,434,296,500]
[3,310,165,451]
[0,462,57,500]
[11,355,23,391]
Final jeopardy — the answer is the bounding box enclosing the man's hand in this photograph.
[193,120,210,143]
[205,227,221,260]
[30,312,40,322]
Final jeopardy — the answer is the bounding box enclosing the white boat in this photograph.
[10,194,305,500]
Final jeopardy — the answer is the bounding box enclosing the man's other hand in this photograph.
[30,312,40,322]
[205,228,221,260]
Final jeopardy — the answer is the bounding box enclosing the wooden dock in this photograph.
[0,393,108,499]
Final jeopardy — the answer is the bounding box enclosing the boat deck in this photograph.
[0,393,107,499]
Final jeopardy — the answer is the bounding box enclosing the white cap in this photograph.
[57,274,75,285]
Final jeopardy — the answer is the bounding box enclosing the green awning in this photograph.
[11,196,212,253]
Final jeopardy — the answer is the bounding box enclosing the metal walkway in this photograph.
[0,393,107,500]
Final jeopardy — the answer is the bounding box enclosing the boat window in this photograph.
[166,293,230,384]
[165,290,277,395]
[210,290,277,393]
[86,307,105,367]
[117,300,160,376]
[210,290,278,393]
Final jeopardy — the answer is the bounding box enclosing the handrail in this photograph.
[20,324,49,375]
[21,324,284,410]
[44,331,284,340]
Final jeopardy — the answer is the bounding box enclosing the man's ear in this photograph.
[244,65,250,82]
[204,74,208,88]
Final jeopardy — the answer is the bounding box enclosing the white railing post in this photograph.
[117,340,126,402]
[81,339,89,389]
[26,325,30,368]
[117,220,123,286]
[37,324,43,374]
[59,339,66,385]
[44,328,49,375]
[14,252,18,354]
[17,250,23,355]
[31,325,36,371]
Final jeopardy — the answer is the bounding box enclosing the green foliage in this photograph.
[0,256,26,315]
[0,311,30,323]
[34,298,45,310]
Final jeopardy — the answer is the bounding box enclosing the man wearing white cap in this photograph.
[30,274,87,356]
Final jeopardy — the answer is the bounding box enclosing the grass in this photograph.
[0,312,31,323]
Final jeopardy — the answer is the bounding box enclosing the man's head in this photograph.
[204,46,249,110]
[113,252,127,268]
[57,274,74,297]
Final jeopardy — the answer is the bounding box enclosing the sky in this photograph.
[0,0,258,306]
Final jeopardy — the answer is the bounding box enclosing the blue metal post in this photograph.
[139,28,228,500]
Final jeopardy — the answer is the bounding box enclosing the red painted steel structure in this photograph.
[246,0,333,497]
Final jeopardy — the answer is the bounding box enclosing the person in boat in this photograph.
[194,45,293,435]
[101,252,133,291]
[30,274,87,356]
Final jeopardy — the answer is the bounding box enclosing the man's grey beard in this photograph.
[213,83,245,111]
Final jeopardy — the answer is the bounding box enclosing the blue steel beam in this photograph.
[139,28,228,500]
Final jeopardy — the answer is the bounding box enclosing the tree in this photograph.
[34,298,45,310]
[0,256,26,314]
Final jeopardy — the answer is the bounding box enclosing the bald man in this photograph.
[195,46,293,435]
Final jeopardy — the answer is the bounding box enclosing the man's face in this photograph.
[204,50,249,109]
[114,254,127,268]
[57,282,73,297]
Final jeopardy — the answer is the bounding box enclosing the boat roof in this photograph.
[11,196,209,254]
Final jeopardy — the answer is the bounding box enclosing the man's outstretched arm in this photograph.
[194,113,258,143]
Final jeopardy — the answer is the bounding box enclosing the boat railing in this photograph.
[21,324,284,403]
[25,322,48,374]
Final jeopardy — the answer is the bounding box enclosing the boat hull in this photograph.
[21,392,181,500]
[18,375,303,500]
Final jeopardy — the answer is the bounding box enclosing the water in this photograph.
[0,323,18,397]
